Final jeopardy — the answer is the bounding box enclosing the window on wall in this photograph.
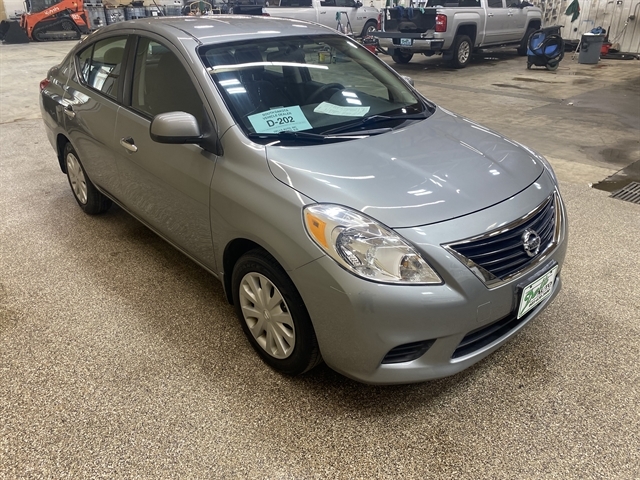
[131,37,204,124]
[77,36,127,99]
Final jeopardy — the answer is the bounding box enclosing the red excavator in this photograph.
[1,0,89,42]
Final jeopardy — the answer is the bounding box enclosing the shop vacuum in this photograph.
[527,26,565,71]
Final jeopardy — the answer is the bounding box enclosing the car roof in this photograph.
[100,15,337,45]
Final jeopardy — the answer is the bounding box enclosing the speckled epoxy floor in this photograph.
[1,42,639,479]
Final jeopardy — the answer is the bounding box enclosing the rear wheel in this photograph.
[64,143,111,214]
[232,249,322,376]
[449,35,472,68]
[518,27,537,56]
[391,49,413,64]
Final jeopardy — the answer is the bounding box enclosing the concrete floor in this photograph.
[1,41,639,479]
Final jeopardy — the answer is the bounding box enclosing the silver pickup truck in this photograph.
[263,0,379,38]
[374,0,542,67]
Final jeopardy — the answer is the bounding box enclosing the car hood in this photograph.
[266,107,544,228]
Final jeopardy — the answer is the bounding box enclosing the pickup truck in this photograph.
[373,0,542,67]
[260,0,379,38]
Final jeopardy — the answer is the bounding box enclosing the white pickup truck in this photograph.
[262,0,379,38]
[374,0,543,67]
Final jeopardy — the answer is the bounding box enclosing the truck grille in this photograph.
[445,194,558,285]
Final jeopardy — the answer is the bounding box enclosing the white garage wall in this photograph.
[529,0,640,52]
[3,0,24,18]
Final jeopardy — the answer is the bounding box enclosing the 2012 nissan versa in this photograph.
[39,16,567,384]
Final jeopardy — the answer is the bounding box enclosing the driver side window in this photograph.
[131,37,204,124]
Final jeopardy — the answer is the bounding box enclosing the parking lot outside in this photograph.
[1,40,639,478]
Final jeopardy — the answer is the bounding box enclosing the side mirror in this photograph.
[401,75,414,86]
[355,1,363,7]
[150,111,202,144]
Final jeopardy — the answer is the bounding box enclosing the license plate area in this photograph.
[517,264,558,319]
[400,38,413,46]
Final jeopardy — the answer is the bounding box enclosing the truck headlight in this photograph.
[303,204,442,285]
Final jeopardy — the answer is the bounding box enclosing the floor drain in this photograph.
[609,182,640,204]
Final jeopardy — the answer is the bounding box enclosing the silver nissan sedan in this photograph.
[40,16,567,384]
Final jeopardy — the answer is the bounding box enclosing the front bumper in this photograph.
[290,175,568,384]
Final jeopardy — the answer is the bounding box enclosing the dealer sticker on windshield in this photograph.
[248,106,312,134]
[517,265,558,319]
[314,102,370,117]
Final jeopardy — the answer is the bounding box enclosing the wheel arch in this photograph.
[526,19,542,32]
[56,134,70,173]
[455,24,477,45]
[222,238,274,304]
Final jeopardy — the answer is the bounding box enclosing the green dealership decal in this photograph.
[518,267,558,319]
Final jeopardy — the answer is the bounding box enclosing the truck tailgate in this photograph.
[384,7,437,33]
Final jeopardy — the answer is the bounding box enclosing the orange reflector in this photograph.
[306,212,328,248]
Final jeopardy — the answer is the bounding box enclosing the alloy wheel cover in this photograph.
[66,152,87,204]
[239,272,295,359]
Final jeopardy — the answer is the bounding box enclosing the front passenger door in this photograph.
[113,36,217,268]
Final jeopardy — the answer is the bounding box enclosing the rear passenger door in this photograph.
[483,0,511,45]
[113,35,217,267]
[63,34,130,199]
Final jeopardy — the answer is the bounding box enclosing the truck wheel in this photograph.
[518,27,536,56]
[360,19,377,38]
[391,49,413,64]
[449,35,472,68]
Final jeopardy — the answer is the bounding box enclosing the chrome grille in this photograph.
[445,194,559,285]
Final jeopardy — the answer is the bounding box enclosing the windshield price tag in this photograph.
[517,265,558,319]
[314,102,370,117]
[248,106,312,134]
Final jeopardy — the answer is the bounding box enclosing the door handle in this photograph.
[63,106,75,118]
[120,137,138,153]
[487,12,494,16]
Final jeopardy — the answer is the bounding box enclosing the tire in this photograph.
[391,49,413,64]
[546,62,559,71]
[360,19,377,38]
[63,143,111,215]
[518,27,536,56]
[449,35,472,68]
[231,249,322,376]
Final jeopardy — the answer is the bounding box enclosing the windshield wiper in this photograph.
[248,128,391,144]
[248,131,329,143]
[321,113,429,135]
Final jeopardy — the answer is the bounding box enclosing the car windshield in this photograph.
[199,35,431,142]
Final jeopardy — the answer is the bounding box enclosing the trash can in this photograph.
[578,33,605,64]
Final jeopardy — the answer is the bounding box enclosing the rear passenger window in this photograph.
[488,0,503,7]
[77,36,127,99]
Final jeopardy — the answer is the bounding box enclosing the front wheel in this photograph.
[518,27,537,56]
[391,49,413,64]
[449,35,472,68]
[64,143,111,214]
[232,249,322,376]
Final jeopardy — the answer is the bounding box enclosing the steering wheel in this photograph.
[307,83,345,105]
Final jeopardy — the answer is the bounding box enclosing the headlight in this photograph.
[303,204,442,285]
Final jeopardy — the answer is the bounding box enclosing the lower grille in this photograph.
[452,309,533,359]
[382,340,435,364]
